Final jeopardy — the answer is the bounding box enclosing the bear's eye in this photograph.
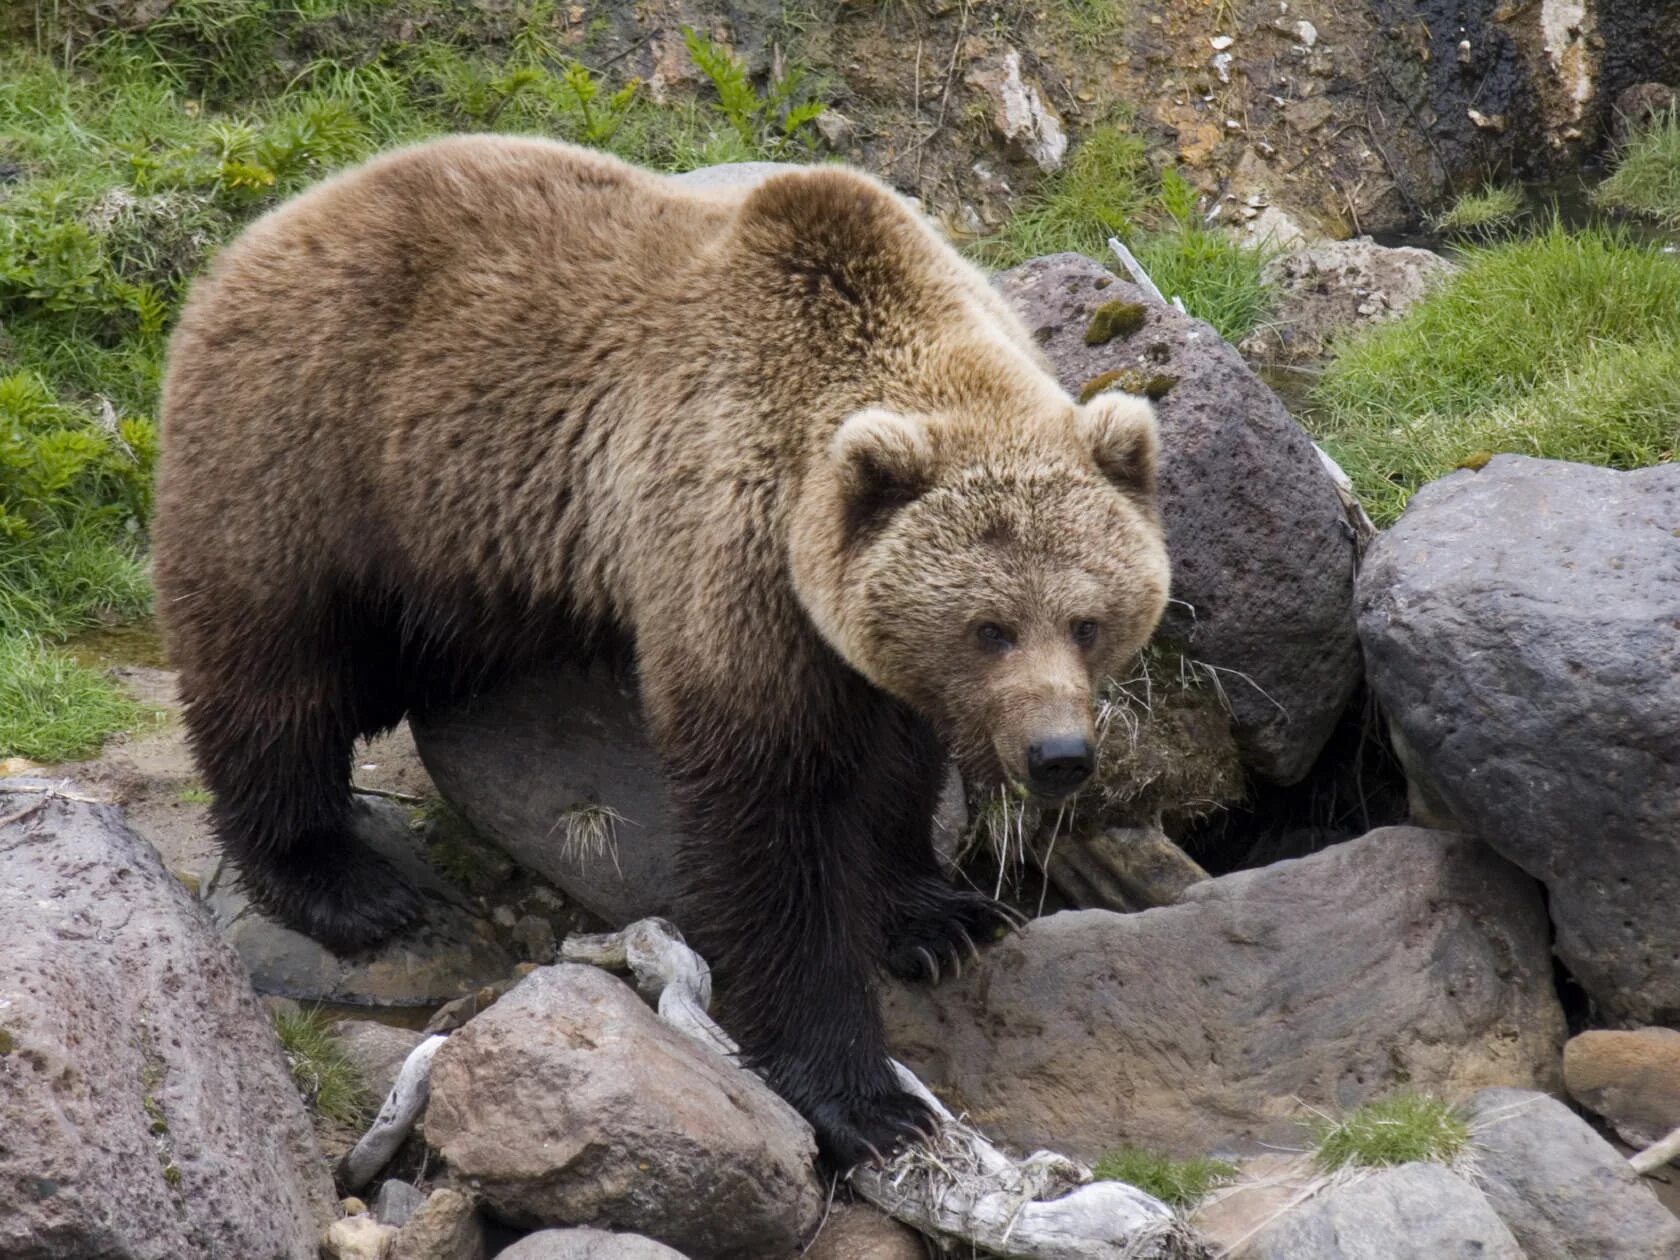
[975,622,1015,652]
[1072,619,1100,648]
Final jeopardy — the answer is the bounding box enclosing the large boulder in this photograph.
[425,964,824,1257]
[883,827,1563,1160]
[411,669,967,928]
[413,668,679,927]
[1465,1086,1680,1259]
[0,781,335,1258]
[1235,1163,1522,1260]
[996,253,1359,784]
[1357,456,1680,1021]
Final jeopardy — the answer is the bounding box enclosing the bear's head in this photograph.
[791,390,1170,802]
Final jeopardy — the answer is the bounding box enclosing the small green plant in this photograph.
[271,1006,369,1128]
[1594,108,1680,228]
[0,636,142,761]
[680,26,824,154]
[1432,184,1524,237]
[1093,1146,1237,1207]
[177,783,213,804]
[1316,221,1680,522]
[1309,1093,1469,1171]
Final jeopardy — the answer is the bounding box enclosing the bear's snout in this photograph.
[1025,733,1094,798]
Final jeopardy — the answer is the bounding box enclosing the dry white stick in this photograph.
[566,918,1208,1260]
[1107,236,1188,315]
[1631,1124,1680,1174]
[337,1034,446,1191]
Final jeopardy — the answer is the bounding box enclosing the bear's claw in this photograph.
[804,1084,940,1171]
[884,881,1022,985]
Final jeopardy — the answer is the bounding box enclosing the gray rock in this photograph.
[497,1229,689,1259]
[425,965,823,1257]
[1241,238,1454,367]
[1357,456,1680,1021]
[374,1177,426,1227]
[202,797,517,1006]
[1466,1086,1680,1259]
[996,253,1359,784]
[412,667,679,927]
[884,827,1563,1161]
[0,781,335,1258]
[332,1019,428,1104]
[665,161,805,191]
[1236,1163,1522,1259]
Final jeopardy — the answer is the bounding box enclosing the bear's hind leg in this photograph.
[181,628,420,952]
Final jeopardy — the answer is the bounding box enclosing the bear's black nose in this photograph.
[1026,735,1094,797]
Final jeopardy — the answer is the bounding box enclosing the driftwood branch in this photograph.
[568,918,1209,1260]
[337,1034,446,1192]
[1631,1125,1680,1175]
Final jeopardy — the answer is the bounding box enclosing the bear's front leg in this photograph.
[650,672,937,1169]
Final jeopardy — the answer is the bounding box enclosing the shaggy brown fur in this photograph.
[152,136,1170,1168]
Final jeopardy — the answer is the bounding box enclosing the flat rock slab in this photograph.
[1241,237,1454,367]
[1236,1162,1522,1259]
[0,781,335,1259]
[1466,1086,1680,1259]
[1358,456,1680,1021]
[202,798,517,1006]
[425,965,823,1258]
[884,827,1563,1160]
[996,253,1359,784]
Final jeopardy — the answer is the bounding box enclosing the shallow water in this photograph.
[66,617,167,670]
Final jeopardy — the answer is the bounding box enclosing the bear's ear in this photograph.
[831,408,934,534]
[1078,392,1159,495]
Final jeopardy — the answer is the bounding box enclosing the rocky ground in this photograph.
[5,3,1680,1253]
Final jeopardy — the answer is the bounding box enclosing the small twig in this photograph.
[351,784,428,805]
[1107,237,1186,313]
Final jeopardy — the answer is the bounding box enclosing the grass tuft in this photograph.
[1314,221,1680,523]
[1595,109,1680,228]
[1431,184,1524,237]
[1093,1146,1237,1206]
[1309,1093,1469,1172]
[1136,226,1275,343]
[271,1006,369,1128]
[0,636,143,762]
[978,123,1154,266]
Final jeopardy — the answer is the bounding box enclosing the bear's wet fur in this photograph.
[152,136,1170,1166]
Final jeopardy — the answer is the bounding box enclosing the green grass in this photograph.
[1315,221,1680,523]
[978,130,1274,341]
[0,636,143,762]
[271,1006,370,1128]
[1093,1146,1237,1206]
[979,123,1155,265]
[1432,184,1524,237]
[1137,226,1275,343]
[1309,1094,1469,1172]
[1595,109,1680,228]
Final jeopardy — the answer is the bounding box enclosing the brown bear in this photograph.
[152,135,1170,1167]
